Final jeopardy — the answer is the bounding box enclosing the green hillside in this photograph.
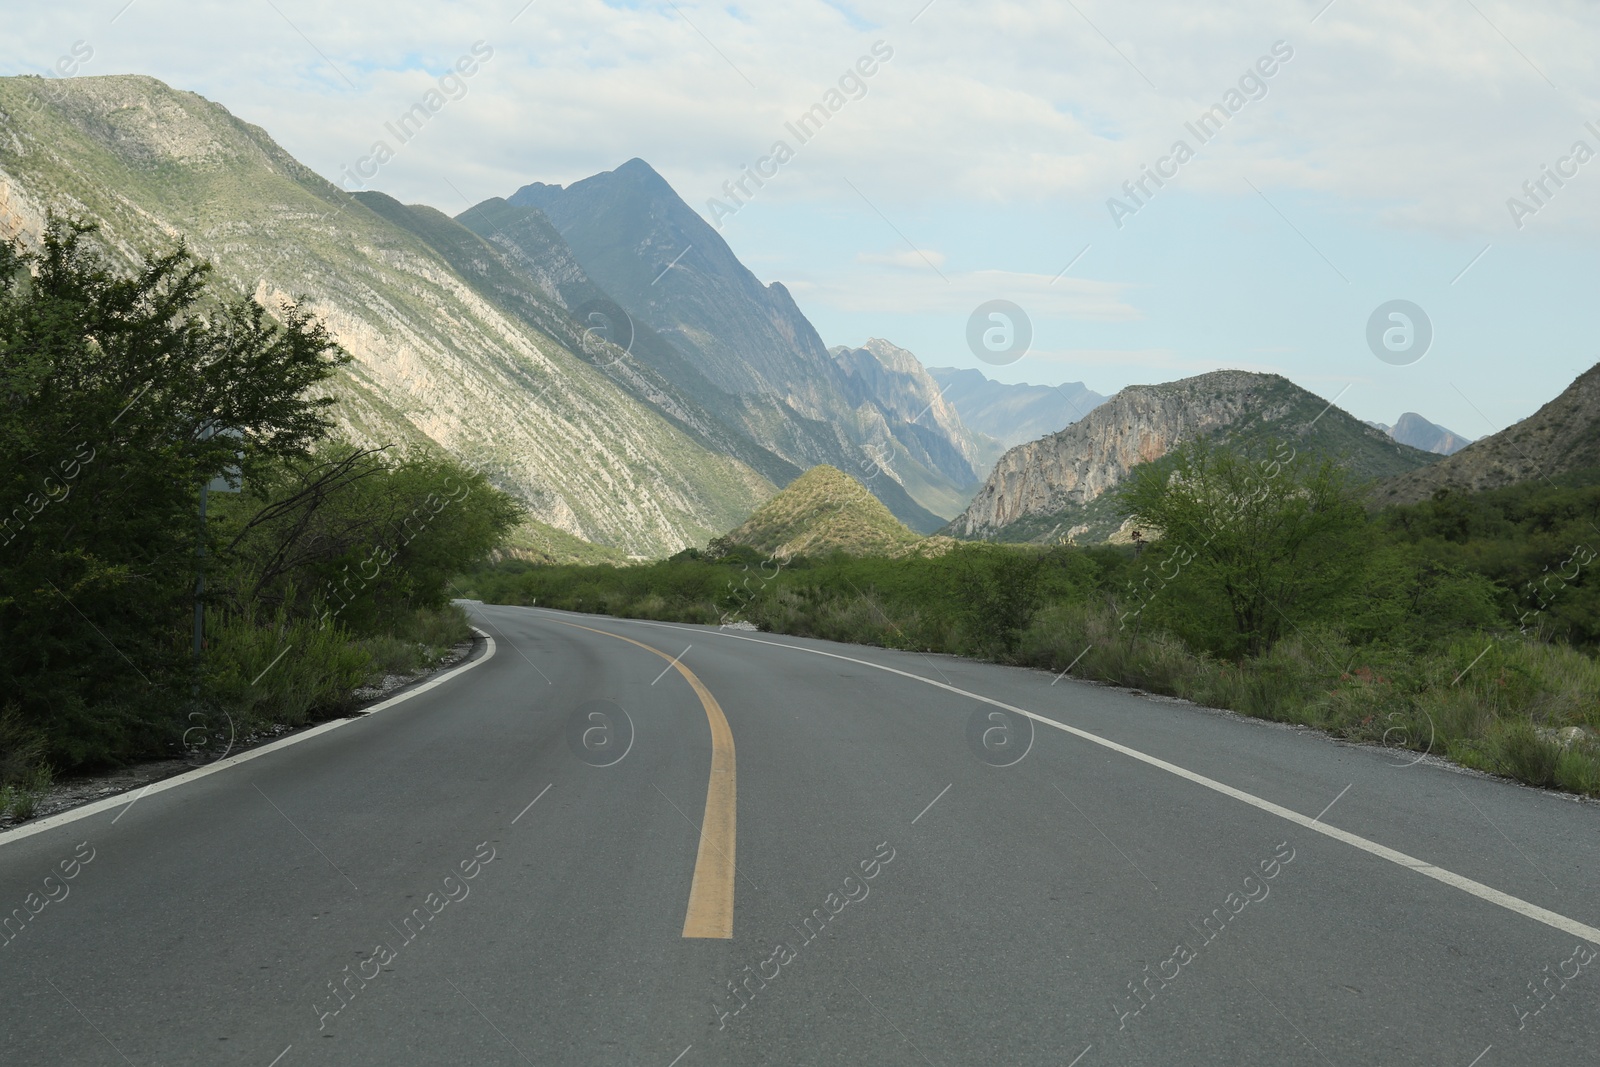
[724,465,923,558]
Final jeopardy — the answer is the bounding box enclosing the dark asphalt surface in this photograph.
[2,601,1598,1066]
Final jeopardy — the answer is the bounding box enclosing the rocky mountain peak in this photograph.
[949,369,1437,542]
[1374,362,1600,505]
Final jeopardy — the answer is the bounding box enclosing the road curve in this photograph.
[2,602,1598,1066]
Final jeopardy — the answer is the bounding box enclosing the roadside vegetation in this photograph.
[0,219,522,818]
[463,438,1600,798]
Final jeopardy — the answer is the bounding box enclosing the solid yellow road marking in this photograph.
[548,620,736,939]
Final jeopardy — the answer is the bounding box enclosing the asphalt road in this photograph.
[3,602,1599,1066]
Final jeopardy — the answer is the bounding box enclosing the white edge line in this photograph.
[0,629,497,848]
[515,608,1600,947]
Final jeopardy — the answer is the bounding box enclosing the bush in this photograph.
[205,603,374,734]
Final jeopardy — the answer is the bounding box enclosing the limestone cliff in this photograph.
[828,338,989,517]
[950,370,1438,542]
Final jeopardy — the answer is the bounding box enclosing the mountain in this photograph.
[722,465,922,559]
[352,190,802,490]
[949,370,1440,543]
[1366,413,1473,455]
[1389,412,1472,455]
[0,74,780,557]
[460,160,964,531]
[828,339,988,515]
[927,367,1107,450]
[1374,363,1600,506]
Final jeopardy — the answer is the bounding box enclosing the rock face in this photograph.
[1374,363,1600,506]
[467,162,969,531]
[949,370,1439,541]
[927,367,1107,450]
[828,339,988,514]
[0,74,772,556]
[951,371,1267,537]
[1372,413,1473,456]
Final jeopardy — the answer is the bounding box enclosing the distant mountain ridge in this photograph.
[1374,363,1600,505]
[950,370,1439,543]
[1365,412,1473,455]
[463,160,977,530]
[828,339,988,516]
[927,368,1107,450]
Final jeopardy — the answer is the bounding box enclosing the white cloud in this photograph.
[855,248,945,268]
[5,0,1595,234]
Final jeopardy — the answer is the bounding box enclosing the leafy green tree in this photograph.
[1341,546,1508,650]
[1379,476,1600,645]
[215,445,525,635]
[1120,437,1370,658]
[943,544,1049,656]
[0,218,347,766]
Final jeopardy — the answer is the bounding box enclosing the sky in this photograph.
[6,0,1600,438]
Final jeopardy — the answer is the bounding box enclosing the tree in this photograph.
[1120,437,1369,658]
[945,544,1048,656]
[0,218,348,766]
[216,445,524,635]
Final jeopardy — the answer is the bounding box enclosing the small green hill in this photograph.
[724,466,924,558]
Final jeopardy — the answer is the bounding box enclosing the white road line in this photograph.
[0,630,497,848]
[521,610,1600,947]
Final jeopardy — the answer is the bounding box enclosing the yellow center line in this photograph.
[546,619,736,939]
